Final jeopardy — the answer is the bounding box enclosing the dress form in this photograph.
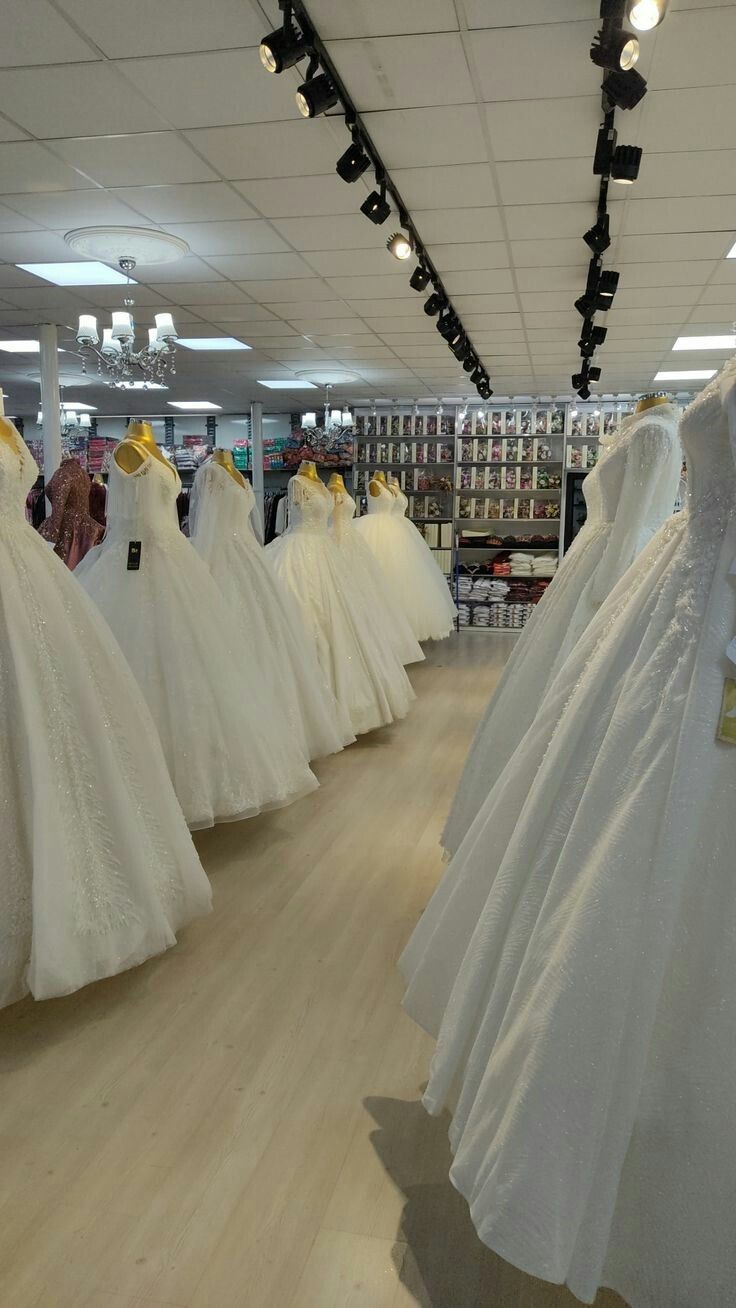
[369,470,387,498]
[298,460,320,482]
[328,472,347,495]
[116,421,177,477]
[636,392,671,414]
[212,447,246,488]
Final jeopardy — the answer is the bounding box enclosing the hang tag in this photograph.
[716,677,736,745]
[127,540,142,571]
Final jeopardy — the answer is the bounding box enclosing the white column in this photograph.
[38,322,62,479]
[250,399,264,524]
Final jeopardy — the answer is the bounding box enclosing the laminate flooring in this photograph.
[0,632,625,1308]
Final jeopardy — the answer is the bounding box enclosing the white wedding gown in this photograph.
[400,362,736,1307]
[355,482,456,642]
[442,403,682,856]
[0,423,211,1010]
[76,448,317,828]
[190,459,351,760]
[329,485,424,666]
[266,473,414,736]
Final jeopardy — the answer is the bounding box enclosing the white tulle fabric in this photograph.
[0,425,212,1010]
[400,364,736,1307]
[266,474,414,736]
[442,403,682,857]
[354,481,456,642]
[330,486,424,666]
[76,449,317,828]
[190,459,350,760]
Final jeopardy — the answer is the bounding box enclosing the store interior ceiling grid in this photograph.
[0,0,734,414]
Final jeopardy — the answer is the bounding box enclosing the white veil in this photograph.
[190,457,260,563]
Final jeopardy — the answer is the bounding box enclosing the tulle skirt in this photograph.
[0,522,211,1010]
[336,524,425,666]
[401,505,736,1306]
[267,526,414,736]
[355,513,456,642]
[76,528,317,828]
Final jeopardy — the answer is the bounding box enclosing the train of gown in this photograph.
[441,403,682,857]
[0,424,211,1010]
[400,365,736,1307]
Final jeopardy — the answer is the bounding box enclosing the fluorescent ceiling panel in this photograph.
[0,339,39,352]
[673,335,736,351]
[727,240,736,259]
[167,400,222,409]
[654,369,716,381]
[175,337,251,350]
[257,379,317,389]
[16,261,135,286]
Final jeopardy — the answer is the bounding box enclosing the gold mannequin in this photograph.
[298,459,320,481]
[369,468,387,498]
[115,420,178,477]
[636,392,670,414]
[328,471,346,495]
[212,446,246,489]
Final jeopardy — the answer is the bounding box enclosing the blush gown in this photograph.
[39,456,103,567]
[354,480,456,642]
[76,448,317,829]
[266,472,414,737]
[189,459,351,760]
[442,402,682,857]
[400,362,736,1307]
[329,485,425,666]
[0,423,211,1010]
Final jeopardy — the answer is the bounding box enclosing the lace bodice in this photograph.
[680,365,736,516]
[331,488,357,529]
[392,486,409,516]
[581,404,679,530]
[0,426,38,526]
[190,459,259,556]
[104,449,181,542]
[366,482,396,516]
[287,473,332,533]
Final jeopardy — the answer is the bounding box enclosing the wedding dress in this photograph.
[442,402,681,856]
[0,422,211,1010]
[355,481,456,641]
[266,472,414,736]
[400,362,736,1307]
[329,484,424,666]
[76,447,317,828]
[189,458,351,760]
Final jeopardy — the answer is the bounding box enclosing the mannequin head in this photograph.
[328,471,346,494]
[298,459,320,481]
[636,392,671,414]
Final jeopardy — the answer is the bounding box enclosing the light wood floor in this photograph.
[0,633,625,1308]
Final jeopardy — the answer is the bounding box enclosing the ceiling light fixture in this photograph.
[0,339,40,352]
[726,240,736,259]
[75,257,177,388]
[175,337,251,351]
[423,291,445,317]
[296,65,337,118]
[672,335,736,351]
[611,143,642,183]
[409,264,430,292]
[257,379,318,389]
[18,260,136,287]
[387,231,413,261]
[579,323,608,357]
[602,67,648,109]
[336,139,371,183]
[590,26,640,72]
[583,213,611,254]
[259,18,310,73]
[627,0,670,30]
[596,268,620,303]
[360,179,391,225]
[167,401,222,411]
[654,370,717,382]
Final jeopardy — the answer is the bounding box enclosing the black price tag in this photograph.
[127,540,142,571]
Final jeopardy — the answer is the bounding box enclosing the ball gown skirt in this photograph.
[0,429,211,1010]
[400,370,736,1307]
[266,474,414,737]
[76,452,317,829]
[441,405,682,858]
[190,460,352,760]
[355,483,456,642]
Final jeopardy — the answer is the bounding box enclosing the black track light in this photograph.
[437,312,460,341]
[575,292,596,319]
[590,26,640,72]
[611,144,643,184]
[336,140,371,183]
[360,182,391,225]
[578,384,592,400]
[296,71,337,118]
[462,354,477,374]
[579,324,608,357]
[627,0,670,30]
[423,291,444,317]
[387,231,413,261]
[593,123,616,176]
[602,67,648,110]
[451,335,468,360]
[259,23,309,74]
[589,365,602,382]
[470,365,484,386]
[583,214,611,255]
[596,268,620,305]
[409,264,430,293]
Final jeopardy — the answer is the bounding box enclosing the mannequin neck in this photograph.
[328,472,346,494]
[298,460,320,482]
[123,421,177,476]
[636,393,670,414]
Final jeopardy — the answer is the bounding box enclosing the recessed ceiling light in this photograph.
[673,335,736,352]
[726,240,736,259]
[60,401,97,411]
[167,400,222,410]
[0,339,40,352]
[654,370,716,381]
[175,337,252,352]
[257,379,317,390]
[17,261,136,287]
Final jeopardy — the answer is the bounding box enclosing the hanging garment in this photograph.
[442,403,682,857]
[75,447,317,828]
[354,481,456,642]
[190,458,351,760]
[266,473,414,737]
[0,422,211,1010]
[400,363,736,1308]
[330,485,425,667]
[39,457,103,568]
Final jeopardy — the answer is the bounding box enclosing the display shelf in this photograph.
[355,461,452,470]
[457,460,563,468]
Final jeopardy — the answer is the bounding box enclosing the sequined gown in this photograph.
[0,424,212,1010]
[442,403,682,857]
[400,363,736,1306]
[266,473,414,737]
[76,449,317,828]
[39,457,103,568]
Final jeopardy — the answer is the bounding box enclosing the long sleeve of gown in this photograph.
[589,416,680,605]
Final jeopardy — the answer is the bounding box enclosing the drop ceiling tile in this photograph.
[0,286,89,311]
[78,285,176,308]
[618,260,718,288]
[3,0,99,65]
[622,195,736,237]
[465,2,593,28]
[0,142,89,194]
[269,301,352,320]
[306,249,395,277]
[485,95,603,162]
[711,260,736,285]
[233,175,366,218]
[377,332,449,346]
[469,23,598,102]
[113,183,259,224]
[207,319,295,337]
[516,265,586,292]
[349,298,424,318]
[146,281,251,305]
[443,275,518,301]
[241,278,336,303]
[132,256,223,283]
[0,230,81,262]
[432,243,510,272]
[415,207,503,244]
[521,290,581,312]
[511,238,589,267]
[117,49,294,129]
[643,86,736,153]
[228,323,302,339]
[615,232,733,263]
[204,253,315,280]
[53,133,217,187]
[163,220,289,257]
[2,189,143,230]
[286,318,364,335]
[270,213,381,252]
[364,106,486,168]
[649,7,736,91]
[324,275,413,300]
[504,201,602,241]
[0,202,43,233]
[325,33,473,111]
[0,65,170,141]
[687,305,736,325]
[0,116,29,144]
[497,157,597,207]
[390,164,497,210]
[184,121,345,181]
[57,0,264,57]
[304,0,458,38]
[605,306,695,327]
[698,284,736,306]
[188,304,281,322]
[462,309,524,329]
[632,150,736,200]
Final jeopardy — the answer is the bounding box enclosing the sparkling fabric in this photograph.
[399,364,736,1306]
[442,404,683,858]
[39,457,103,568]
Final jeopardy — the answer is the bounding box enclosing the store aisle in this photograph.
[0,634,619,1308]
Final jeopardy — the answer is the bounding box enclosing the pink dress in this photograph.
[39,458,103,568]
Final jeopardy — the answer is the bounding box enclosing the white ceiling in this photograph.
[0,0,734,417]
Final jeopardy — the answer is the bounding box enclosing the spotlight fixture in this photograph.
[589,366,602,381]
[596,268,620,303]
[360,181,391,226]
[409,264,430,292]
[451,335,468,360]
[387,231,413,261]
[336,140,371,183]
[593,123,616,176]
[296,70,337,118]
[627,0,669,30]
[423,291,445,317]
[478,381,493,400]
[583,214,611,255]
[579,324,608,357]
[259,22,309,73]
[575,291,596,319]
[470,365,485,385]
[462,354,477,374]
[611,144,643,183]
[590,26,640,72]
[602,67,648,110]
[437,312,460,341]
[578,384,592,400]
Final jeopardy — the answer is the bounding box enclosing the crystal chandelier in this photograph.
[75,257,177,389]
